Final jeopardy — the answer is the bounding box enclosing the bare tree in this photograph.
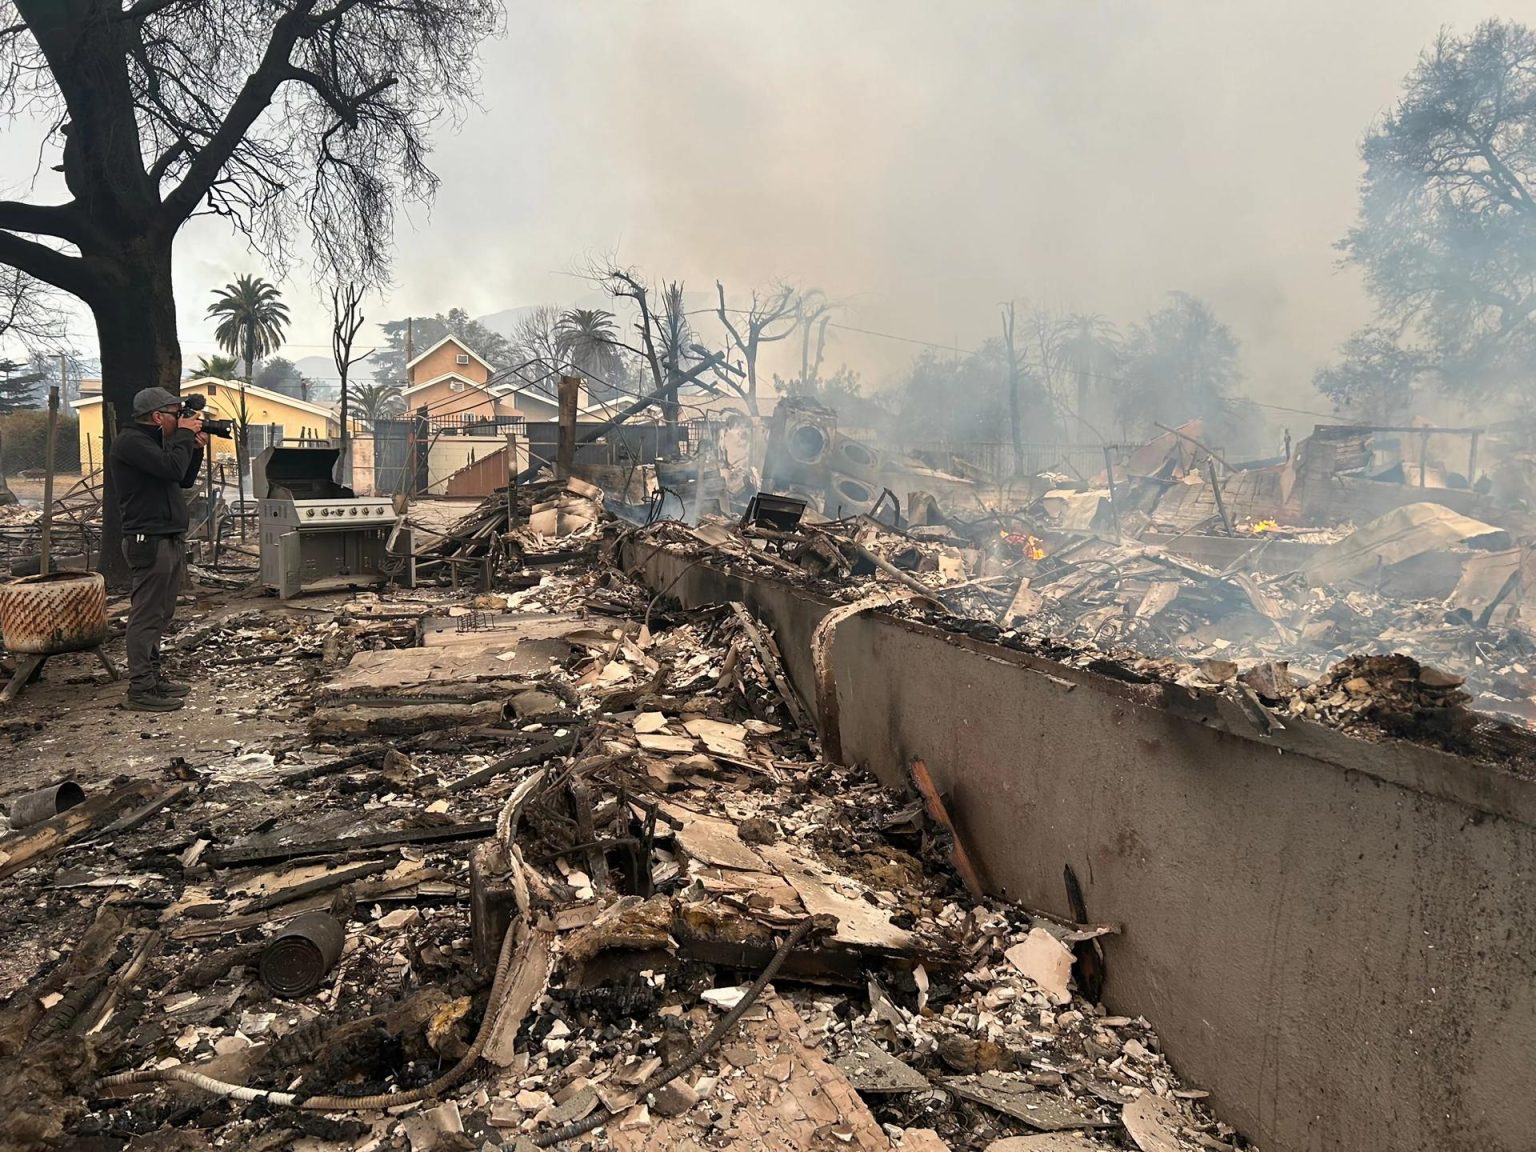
[510,305,566,399]
[796,290,834,390]
[596,265,682,452]
[592,263,746,452]
[596,266,666,395]
[715,280,800,414]
[0,0,502,568]
[0,267,65,348]
[330,282,368,481]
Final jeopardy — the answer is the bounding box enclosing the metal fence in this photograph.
[897,440,1141,483]
[429,413,527,438]
[373,417,428,497]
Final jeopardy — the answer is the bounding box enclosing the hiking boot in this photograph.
[124,690,184,712]
[155,678,190,697]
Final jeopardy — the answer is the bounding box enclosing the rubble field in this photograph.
[0,483,1257,1152]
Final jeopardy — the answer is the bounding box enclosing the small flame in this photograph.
[1000,530,1047,560]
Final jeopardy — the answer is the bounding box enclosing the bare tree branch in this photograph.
[159,3,318,225]
[0,230,92,299]
[0,199,83,244]
[715,279,804,411]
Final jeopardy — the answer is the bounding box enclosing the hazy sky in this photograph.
[2,1,1519,415]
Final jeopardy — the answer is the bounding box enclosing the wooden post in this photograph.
[1102,445,1122,540]
[204,432,217,564]
[235,384,249,540]
[1206,458,1234,536]
[39,383,60,574]
[1468,432,1480,486]
[1419,430,1429,488]
[556,375,579,481]
[504,431,517,523]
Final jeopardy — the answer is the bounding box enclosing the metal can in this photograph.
[259,911,345,998]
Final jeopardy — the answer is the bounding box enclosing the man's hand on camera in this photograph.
[195,431,209,447]
[178,415,203,435]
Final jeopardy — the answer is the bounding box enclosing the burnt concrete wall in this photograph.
[622,540,1536,1152]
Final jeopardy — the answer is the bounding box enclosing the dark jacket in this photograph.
[109,422,204,536]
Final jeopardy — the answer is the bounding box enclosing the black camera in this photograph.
[181,393,234,438]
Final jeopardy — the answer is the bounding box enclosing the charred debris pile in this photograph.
[0,482,1240,1152]
[641,403,1536,750]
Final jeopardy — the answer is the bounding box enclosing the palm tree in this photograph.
[207,275,290,381]
[192,353,240,380]
[1054,313,1120,439]
[350,382,405,426]
[556,308,623,399]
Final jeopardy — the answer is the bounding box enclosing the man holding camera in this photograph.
[108,386,206,712]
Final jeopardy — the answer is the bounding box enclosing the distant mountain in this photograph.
[474,307,542,341]
[291,355,335,382]
[291,354,375,403]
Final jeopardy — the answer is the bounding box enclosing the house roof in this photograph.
[403,370,491,399]
[488,375,614,418]
[406,335,495,376]
[71,376,336,421]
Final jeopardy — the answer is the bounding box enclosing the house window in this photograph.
[207,383,217,395]
[455,352,470,365]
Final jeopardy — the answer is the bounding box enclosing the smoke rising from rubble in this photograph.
[385,0,1506,411]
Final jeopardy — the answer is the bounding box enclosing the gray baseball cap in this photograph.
[132,386,182,416]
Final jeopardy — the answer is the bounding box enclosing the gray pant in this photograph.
[122,534,184,693]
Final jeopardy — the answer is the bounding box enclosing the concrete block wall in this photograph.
[621,540,1536,1152]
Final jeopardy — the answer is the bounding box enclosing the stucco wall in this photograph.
[620,540,1536,1152]
[405,377,501,420]
[410,340,490,387]
[74,382,334,466]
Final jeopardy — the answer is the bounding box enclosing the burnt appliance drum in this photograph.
[255,445,400,599]
[764,398,837,489]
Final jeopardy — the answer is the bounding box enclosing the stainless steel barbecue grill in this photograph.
[255,445,405,598]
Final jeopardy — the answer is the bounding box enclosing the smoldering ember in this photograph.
[3,7,1536,1152]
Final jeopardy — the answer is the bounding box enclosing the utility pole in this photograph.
[405,317,414,377]
[1001,304,1024,479]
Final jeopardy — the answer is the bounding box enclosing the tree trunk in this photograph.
[338,369,351,487]
[91,242,182,584]
[1008,374,1023,477]
[664,370,680,460]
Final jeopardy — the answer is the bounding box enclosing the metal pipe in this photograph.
[38,382,59,573]
[9,780,86,828]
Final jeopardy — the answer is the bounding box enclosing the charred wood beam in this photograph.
[207,821,495,868]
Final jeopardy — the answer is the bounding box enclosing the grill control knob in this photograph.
[320,508,330,517]
[305,509,315,518]
[349,507,358,516]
